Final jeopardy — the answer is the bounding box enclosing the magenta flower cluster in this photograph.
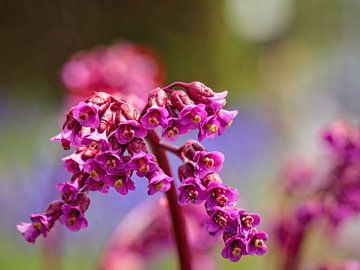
[278,120,360,229]
[17,81,268,262]
[321,120,360,224]
[17,91,172,242]
[273,120,360,270]
[177,140,267,262]
[142,81,237,141]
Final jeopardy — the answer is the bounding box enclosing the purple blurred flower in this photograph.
[61,42,165,109]
[17,222,41,244]
[273,121,360,269]
[283,157,314,194]
[17,214,49,243]
[315,261,360,270]
[100,200,218,270]
[295,201,321,225]
[322,120,357,154]
[56,182,79,202]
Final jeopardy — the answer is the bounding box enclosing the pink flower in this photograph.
[72,101,100,128]
[59,205,88,231]
[147,170,173,195]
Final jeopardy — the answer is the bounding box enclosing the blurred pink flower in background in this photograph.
[273,120,360,270]
[282,157,314,195]
[61,41,165,108]
[314,260,360,270]
[100,198,217,270]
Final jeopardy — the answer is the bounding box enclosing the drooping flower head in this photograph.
[18,81,267,264]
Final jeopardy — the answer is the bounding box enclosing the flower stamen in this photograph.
[208,124,218,133]
[32,222,42,230]
[138,158,150,172]
[241,216,254,227]
[155,182,163,190]
[232,246,241,257]
[192,114,201,124]
[167,127,179,138]
[255,239,264,248]
[114,178,123,188]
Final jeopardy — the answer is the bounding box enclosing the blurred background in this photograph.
[1,0,360,269]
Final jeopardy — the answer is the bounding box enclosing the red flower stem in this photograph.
[157,141,182,158]
[281,225,307,270]
[146,130,192,270]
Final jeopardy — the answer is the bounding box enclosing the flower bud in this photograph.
[63,112,77,130]
[45,201,64,217]
[86,92,112,113]
[181,140,205,160]
[170,90,193,111]
[127,138,148,155]
[178,162,195,182]
[71,172,89,188]
[74,192,91,213]
[295,201,321,225]
[108,134,125,152]
[111,102,126,124]
[147,87,168,108]
[201,173,222,187]
[121,103,140,121]
[98,107,116,133]
[182,81,214,104]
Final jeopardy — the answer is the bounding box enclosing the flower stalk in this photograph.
[147,130,193,270]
